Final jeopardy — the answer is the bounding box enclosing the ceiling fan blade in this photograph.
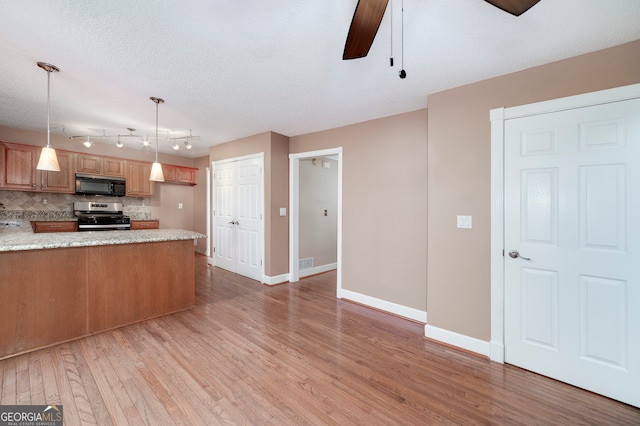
[484,0,541,16]
[343,0,389,60]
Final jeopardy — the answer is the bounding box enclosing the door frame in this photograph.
[489,83,640,363]
[210,152,265,282]
[289,148,343,296]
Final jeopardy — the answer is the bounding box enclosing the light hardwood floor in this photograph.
[1,254,639,425]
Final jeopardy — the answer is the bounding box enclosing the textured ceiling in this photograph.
[0,0,639,158]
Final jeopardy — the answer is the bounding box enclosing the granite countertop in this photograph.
[0,229,206,252]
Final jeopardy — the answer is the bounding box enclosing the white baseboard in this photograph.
[339,289,427,323]
[263,273,290,286]
[424,324,490,358]
[299,263,337,278]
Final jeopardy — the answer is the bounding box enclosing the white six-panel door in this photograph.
[214,161,237,273]
[504,98,640,407]
[213,156,264,282]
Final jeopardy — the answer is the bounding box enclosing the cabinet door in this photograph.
[101,157,125,177]
[1,143,38,190]
[40,150,75,193]
[126,160,153,196]
[161,164,176,182]
[162,164,197,185]
[76,154,102,174]
[174,166,198,184]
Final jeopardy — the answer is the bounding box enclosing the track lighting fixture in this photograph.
[69,126,196,151]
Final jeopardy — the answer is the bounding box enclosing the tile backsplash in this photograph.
[0,190,152,220]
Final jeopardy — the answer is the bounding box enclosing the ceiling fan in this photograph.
[343,0,541,60]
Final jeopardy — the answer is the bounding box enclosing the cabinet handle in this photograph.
[49,225,62,229]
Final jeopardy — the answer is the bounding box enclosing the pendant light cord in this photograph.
[155,101,159,162]
[46,68,51,148]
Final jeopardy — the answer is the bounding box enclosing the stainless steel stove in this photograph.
[73,201,131,231]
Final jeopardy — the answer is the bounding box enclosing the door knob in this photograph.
[228,220,238,225]
[508,250,531,261]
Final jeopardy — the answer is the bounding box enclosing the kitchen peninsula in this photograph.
[0,229,205,359]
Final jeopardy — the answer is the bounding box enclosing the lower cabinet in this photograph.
[131,220,159,230]
[0,240,195,359]
[31,221,78,233]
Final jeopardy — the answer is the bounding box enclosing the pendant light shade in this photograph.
[149,161,164,181]
[36,62,61,172]
[36,146,60,171]
[149,96,165,182]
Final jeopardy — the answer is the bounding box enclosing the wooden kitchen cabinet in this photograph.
[125,160,153,196]
[162,164,198,185]
[0,239,195,359]
[131,220,159,230]
[1,142,75,193]
[1,141,198,196]
[1,142,38,190]
[31,220,78,233]
[76,153,125,177]
[40,150,75,193]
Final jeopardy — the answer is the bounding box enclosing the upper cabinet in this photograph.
[40,150,75,193]
[1,142,38,190]
[0,142,75,193]
[162,164,198,185]
[76,154,125,177]
[1,141,198,196]
[125,160,153,197]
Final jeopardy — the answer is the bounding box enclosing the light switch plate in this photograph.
[457,215,472,229]
[279,207,287,217]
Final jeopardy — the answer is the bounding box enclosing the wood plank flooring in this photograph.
[1,254,639,425]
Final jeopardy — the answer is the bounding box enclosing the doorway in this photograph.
[490,83,640,407]
[289,148,343,296]
[211,154,264,282]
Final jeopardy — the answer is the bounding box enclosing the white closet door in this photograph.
[504,98,640,407]
[213,157,264,282]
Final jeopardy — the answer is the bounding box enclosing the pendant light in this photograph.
[149,96,165,181]
[36,62,61,171]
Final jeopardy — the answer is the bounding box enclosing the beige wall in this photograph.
[268,132,290,276]
[192,156,210,254]
[290,109,429,311]
[209,131,289,277]
[150,183,194,230]
[427,39,640,341]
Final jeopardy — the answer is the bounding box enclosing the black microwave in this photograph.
[75,174,126,196]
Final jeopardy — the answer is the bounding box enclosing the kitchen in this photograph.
[0,136,207,360]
